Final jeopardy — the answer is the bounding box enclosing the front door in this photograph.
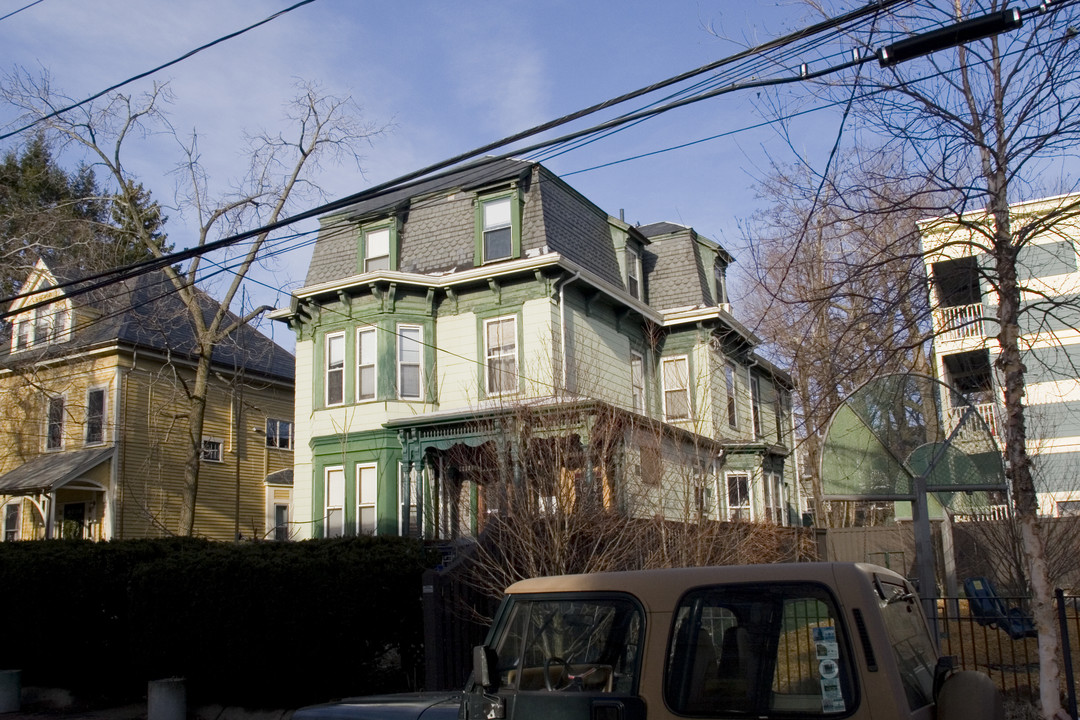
[61,503,85,539]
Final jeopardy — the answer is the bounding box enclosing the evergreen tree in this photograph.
[0,134,168,298]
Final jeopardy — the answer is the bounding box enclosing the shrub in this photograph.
[0,536,435,708]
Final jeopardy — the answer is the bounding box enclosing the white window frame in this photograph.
[200,437,224,463]
[397,324,423,400]
[764,471,785,525]
[484,316,518,396]
[357,327,378,401]
[324,466,345,538]
[626,247,642,300]
[272,503,290,541]
[661,355,691,421]
[363,226,391,272]
[630,352,645,413]
[725,362,738,429]
[750,375,763,438]
[45,394,65,451]
[3,502,19,542]
[265,418,294,450]
[11,300,71,353]
[726,472,752,521]
[481,196,513,263]
[325,332,346,406]
[85,387,107,445]
[356,462,378,535]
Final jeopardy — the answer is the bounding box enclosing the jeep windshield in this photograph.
[491,594,644,694]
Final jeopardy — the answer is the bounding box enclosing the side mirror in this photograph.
[473,645,498,691]
[936,671,1003,720]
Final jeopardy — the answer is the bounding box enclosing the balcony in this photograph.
[936,303,985,341]
[947,401,1000,439]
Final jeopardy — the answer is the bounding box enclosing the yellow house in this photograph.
[0,260,296,541]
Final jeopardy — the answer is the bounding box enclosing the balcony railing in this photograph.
[936,303,985,341]
[948,402,1000,438]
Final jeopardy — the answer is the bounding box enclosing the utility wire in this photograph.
[0,0,318,142]
[0,0,43,23]
[5,0,1046,320]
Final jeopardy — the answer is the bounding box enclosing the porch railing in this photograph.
[936,303,985,341]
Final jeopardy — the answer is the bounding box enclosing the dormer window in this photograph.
[364,227,391,272]
[11,301,71,352]
[626,247,642,300]
[714,262,729,306]
[482,197,512,262]
[359,221,396,273]
[476,192,521,265]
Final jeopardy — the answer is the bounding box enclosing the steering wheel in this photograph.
[544,656,569,690]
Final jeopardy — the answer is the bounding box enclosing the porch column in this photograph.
[45,491,55,539]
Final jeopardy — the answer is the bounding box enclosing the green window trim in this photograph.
[474,190,522,266]
[357,219,399,274]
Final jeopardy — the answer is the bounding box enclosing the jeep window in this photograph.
[666,583,855,716]
[877,578,936,711]
[493,595,643,694]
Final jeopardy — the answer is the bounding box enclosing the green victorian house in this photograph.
[271,159,796,541]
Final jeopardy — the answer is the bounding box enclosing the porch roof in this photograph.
[0,447,113,495]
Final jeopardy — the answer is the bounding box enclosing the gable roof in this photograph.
[1,264,294,381]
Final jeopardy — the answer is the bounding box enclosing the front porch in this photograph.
[0,447,115,541]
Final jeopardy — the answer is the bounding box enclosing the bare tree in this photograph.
[747,1,1080,714]
[2,71,387,535]
[742,150,939,527]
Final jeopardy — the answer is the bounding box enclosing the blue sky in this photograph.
[0,0,855,345]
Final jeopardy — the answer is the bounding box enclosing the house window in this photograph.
[357,328,377,401]
[397,325,423,400]
[631,352,645,413]
[725,362,738,429]
[201,437,223,463]
[626,247,641,299]
[481,196,513,263]
[325,467,345,538]
[714,262,728,305]
[273,504,289,541]
[364,227,391,272]
[15,319,30,350]
[764,472,785,525]
[357,463,377,535]
[727,473,751,521]
[662,356,690,420]
[325,332,346,406]
[86,388,106,445]
[265,419,293,450]
[46,395,64,450]
[751,376,763,437]
[485,316,518,395]
[3,503,18,542]
[775,391,787,444]
[12,302,71,352]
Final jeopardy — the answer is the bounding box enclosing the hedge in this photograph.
[0,536,436,709]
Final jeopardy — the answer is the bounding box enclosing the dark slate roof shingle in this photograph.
[1,267,294,381]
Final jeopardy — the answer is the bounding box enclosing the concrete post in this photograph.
[148,677,185,720]
[0,669,20,713]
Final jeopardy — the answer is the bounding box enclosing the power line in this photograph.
[0,0,44,23]
[3,0,1034,319]
[0,0,319,142]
